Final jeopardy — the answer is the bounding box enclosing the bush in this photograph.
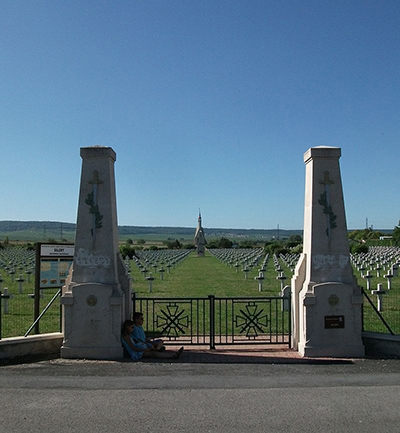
[265,242,284,254]
[218,237,233,248]
[275,247,289,256]
[393,225,400,246]
[165,239,182,249]
[120,244,136,259]
[350,243,368,254]
[238,240,254,248]
[291,244,303,254]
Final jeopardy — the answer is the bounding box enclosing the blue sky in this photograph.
[1,1,399,230]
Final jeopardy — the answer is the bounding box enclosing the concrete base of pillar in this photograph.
[60,345,123,360]
[298,282,365,358]
[61,282,125,360]
[299,342,365,358]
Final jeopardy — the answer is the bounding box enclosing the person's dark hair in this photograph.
[132,312,144,321]
[121,319,134,336]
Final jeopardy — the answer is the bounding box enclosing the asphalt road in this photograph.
[1,358,399,433]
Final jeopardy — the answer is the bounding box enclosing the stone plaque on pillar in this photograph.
[291,146,364,357]
[61,146,131,359]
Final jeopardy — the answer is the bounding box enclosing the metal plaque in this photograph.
[325,315,345,329]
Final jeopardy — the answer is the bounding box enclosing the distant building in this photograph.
[194,211,207,257]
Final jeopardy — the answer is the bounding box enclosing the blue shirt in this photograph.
[131,325,147,343]
[121,336,145,361]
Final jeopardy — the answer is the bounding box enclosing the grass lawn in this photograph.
[1,249,399,338]
[130,251,286,297]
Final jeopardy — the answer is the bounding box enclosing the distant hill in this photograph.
[0,220,303,242]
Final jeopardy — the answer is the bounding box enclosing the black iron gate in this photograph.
[132,294,291,349]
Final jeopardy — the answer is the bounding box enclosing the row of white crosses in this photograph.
[129,249,191,292]
[279,253,300,274]
[207,248,266,281]
[208,248,275,292]
[0,248,37,316]
[278,253,301,310]
[351,246,400,312]
[254,253,269,292]
[0,248,35,289]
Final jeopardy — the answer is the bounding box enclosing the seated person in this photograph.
[131,312,165,351]
[121,319,183,361]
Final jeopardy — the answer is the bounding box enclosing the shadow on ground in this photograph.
[2,347,398,367]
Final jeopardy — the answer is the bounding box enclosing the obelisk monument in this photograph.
[61,146,131,359]
[291,146,364,357]
[194,210,207,257]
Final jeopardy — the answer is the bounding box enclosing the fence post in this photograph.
[0,290,2,340]
[132,292,136,317]
[288,294,292,348]
[209,295,215,349]
[34,243,41,335]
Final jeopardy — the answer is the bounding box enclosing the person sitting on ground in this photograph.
[121,319,183,361]
[131,312,165,351]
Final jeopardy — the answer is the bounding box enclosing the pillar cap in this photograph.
[80,146,116,161]
[304,146,341,163]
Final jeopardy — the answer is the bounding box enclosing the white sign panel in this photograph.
[40,244,75,257]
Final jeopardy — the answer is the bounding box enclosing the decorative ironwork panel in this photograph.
[214,297,290,345]
[234,301,270,338]
[133,296,210,345]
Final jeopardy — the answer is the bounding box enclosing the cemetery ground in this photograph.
[1,246,400,339]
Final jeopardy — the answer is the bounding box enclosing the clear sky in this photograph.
[1,1,399,230]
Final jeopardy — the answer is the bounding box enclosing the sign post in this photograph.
[34,243,74,334]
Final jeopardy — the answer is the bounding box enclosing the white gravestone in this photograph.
[291,147,364,357]
[61,146,131,359]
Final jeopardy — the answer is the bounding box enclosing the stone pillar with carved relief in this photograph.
[291,146,364,357]
[61,146,131,359]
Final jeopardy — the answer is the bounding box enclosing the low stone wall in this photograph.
[0,333,63,360]
[362,332,400,358]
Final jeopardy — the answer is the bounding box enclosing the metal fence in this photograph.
[2,286,397,342]
[133,294,291,349]
[362,288,399,335]
[0,288,61,339]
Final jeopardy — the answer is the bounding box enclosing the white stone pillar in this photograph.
[291,146,364,357]
[61,146,131,359]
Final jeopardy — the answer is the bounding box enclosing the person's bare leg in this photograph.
[142,347,184,359]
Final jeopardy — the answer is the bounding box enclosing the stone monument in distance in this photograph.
[61,146,131,359]
[291,146,364,357]
[194,210,207,257]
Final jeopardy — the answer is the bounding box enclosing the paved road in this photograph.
[1,358,399,432]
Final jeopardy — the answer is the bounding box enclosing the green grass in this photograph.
[1,248,399,338]
[130,251,286,297]
[131,251,290,341]
[351,266,400,334]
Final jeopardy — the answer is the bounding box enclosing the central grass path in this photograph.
[131,251,285,297]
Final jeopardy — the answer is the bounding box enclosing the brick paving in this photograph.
[147,344,356,364]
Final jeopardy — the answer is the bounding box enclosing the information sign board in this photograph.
[39,244,74,289]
